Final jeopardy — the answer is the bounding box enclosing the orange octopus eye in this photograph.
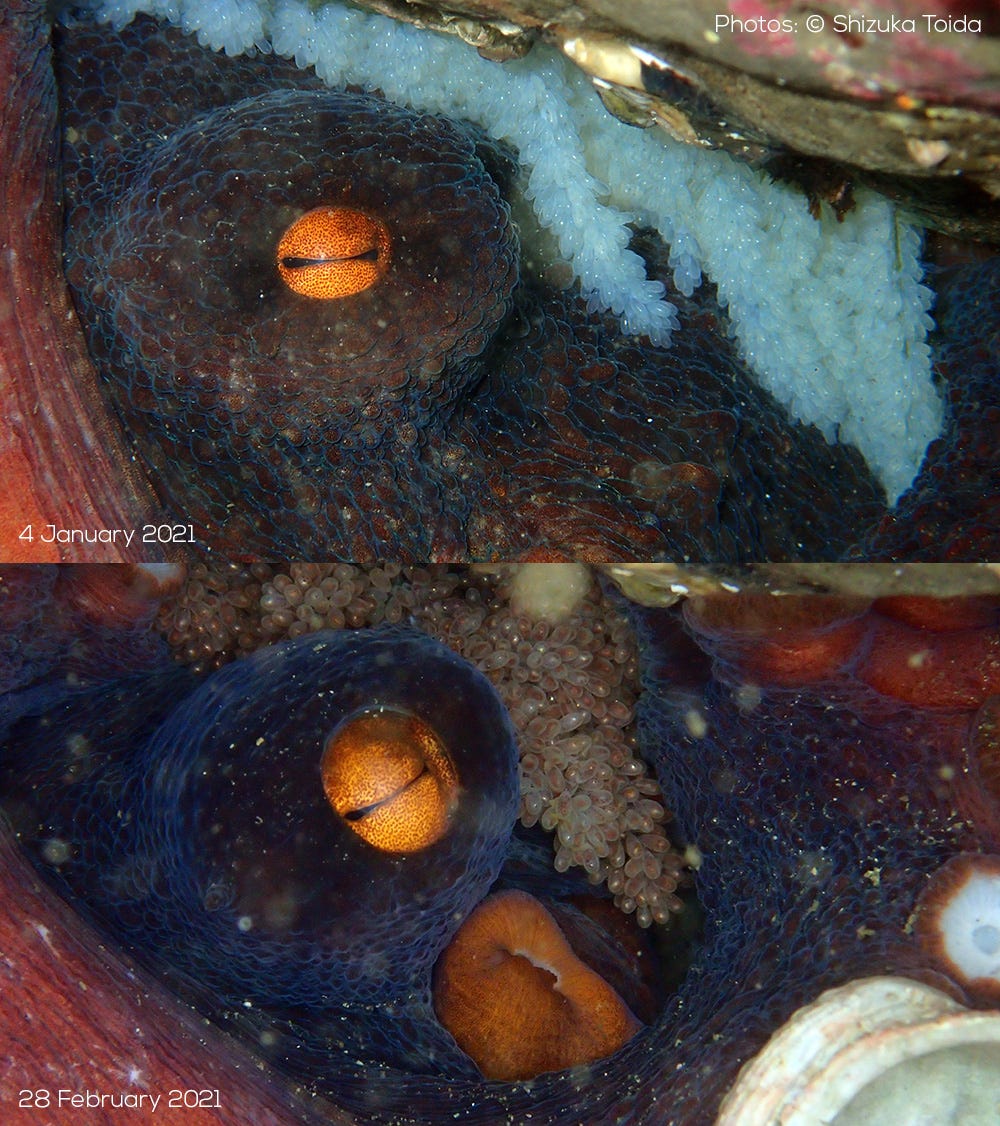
[320,706,459,852]
[276,206,391,298]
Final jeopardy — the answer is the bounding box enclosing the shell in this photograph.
[717,976,1000,1125]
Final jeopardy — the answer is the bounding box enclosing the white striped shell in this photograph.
[717,976,1000,1125]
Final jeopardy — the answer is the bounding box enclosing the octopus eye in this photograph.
[321,706,459,851]
[276,206,391,298]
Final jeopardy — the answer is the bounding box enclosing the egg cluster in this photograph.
[159,563,685,926]
[87,0,939,501]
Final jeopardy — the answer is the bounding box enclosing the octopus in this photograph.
[1,4,998,564]
[3,563,1000,1124]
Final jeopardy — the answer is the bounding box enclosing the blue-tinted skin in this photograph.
[622,608,993,1120]
[1,621,520,1087]
[3,571,996,1123]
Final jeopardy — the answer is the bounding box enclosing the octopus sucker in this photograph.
[3,565,664,1106]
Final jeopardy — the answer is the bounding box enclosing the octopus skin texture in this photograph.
[55,15,891,563]
[0,3,156,564]
[2,623,521,1085]
[2,7,999,561]
[857,255,1000,559]
[1,565,656,1117]
[4,564,1000,1124]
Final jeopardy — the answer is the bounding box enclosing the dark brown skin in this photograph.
[0,2,158,563]
[4,6,1000,564]
[45,15,896,563]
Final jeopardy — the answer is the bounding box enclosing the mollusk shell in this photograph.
[716,976,1000,1125]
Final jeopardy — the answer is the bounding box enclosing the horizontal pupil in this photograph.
[342,765,431,821]
[281,248,379,269]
